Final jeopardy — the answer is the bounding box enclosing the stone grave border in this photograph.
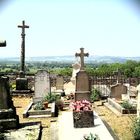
[23,102,57,118]
[104,98,137,115]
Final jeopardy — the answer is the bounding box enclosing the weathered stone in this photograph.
[110,83,127,99]
[75,70,91,101]
[33,70,51,103]
[73,111,94,128]
[0,77,19,130]
[56,76,64,90]
[16,78,28,90]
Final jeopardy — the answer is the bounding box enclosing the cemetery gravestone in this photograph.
[75,48,91,101]
[56,76,64,90]
[33,70,51,103]
[110,83,127,99]
[0,77,19,130]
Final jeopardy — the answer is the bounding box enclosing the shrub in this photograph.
[43,94,61,103]
[121,100,135,110]
[33,101,44,110]
[132,117,140,140]
[90,88,100,102]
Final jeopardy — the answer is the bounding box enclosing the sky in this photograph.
[0,0,140,58]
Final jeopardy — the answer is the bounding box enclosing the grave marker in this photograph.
[33,70,51,103]
[0,77,19,129]
[75,47,89,70]
[56,76,64,90]
[18,20,29,76]
[75,48,91,101]
[15,20,30,92]
[110,83,127,99]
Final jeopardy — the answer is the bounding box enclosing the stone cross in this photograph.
[75,48,89,70]
[113,68,122,84]
[18,20,29,78]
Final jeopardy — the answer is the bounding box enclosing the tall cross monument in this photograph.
[18,20,29,78]
[75,48,89,70]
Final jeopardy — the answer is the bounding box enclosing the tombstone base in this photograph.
[0,108,19,130]
[75,91,91,101]
[12,90,31,95]
[73,111,94,128]
[16,77,28,90]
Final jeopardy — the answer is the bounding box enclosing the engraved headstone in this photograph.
[33,70,51,103]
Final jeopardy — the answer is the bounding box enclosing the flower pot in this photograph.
[43,102,48,109]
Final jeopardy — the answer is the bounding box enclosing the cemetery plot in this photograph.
[23,101,56,118]
[106,98,137,115]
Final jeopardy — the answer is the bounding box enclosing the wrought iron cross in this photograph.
[18,20,29,77]
[75,48,89,70]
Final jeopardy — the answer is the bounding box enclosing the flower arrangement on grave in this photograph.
[70,100,94,128]
[70,100,92,112]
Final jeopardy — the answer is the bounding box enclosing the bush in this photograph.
[43,94,61,103]
[132,117,140,140]
[121,101,135,110]
[33,101,44,110]
[90,88,100,102]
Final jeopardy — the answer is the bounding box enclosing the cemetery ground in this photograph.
[12,96,135,140]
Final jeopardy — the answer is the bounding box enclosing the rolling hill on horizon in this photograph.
[0,55,140,64]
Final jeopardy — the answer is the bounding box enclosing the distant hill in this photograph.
[0,55,140,63]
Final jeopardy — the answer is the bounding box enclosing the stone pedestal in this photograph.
[75,91,91,101]
[0,109,19,130]
[16,77,28,90]
[73,111,94,128]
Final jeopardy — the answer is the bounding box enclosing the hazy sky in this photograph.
[0,0,140,57]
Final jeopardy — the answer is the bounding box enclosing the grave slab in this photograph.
[54,111,114,140]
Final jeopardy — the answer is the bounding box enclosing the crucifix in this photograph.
[18,20,29,78]
[75,48,89,70]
